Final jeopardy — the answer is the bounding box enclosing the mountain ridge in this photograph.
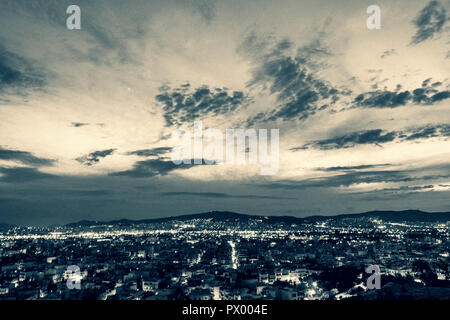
[64,209,450,227]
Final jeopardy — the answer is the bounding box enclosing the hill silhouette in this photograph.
[65,209,450,227]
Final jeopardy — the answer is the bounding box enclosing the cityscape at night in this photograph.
[1,211,449,300]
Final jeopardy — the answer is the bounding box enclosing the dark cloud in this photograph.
[400,125,450,141]
[110,158,217,178]
[258,162,450,192]
[429,90,450,102]
[156,84,249,126]
[411,1,447,45]
[0,146,55,167]
[353,90,411,108]
[0,45,46,97]
[242,33,447,115]
[160,191,296,200]
[241,33,343,123]
[71,122,89,128]
[258,170,449,191]
[257,171,409,190]
[350,185,438,201]
[300,129,397,150]
[76,149,116,166]
[404,126,439,140]
[374,185,434,193]
[353,77,448,108]
[0,167,56,183]
[317,164,391,172]
[127,147,172,157]
[380,49,397,59]
[296,125,450,150]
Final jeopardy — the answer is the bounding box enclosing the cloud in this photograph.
[410,1,447,45]
[370,184,435,193]
[156,84,249,126]
[0,146,55,167]
[63,189,113,197]
[350,184,438,201]
[257,171,411,190]
[5,0,148,65]
[242,32,447,116]
[0,167,56,183]
[259,170,449,191]
[380,49,398,59]
[299,129,398,150]
[110,158,216,178]
[0,44,46,99]
[76,149,116,166]
[404,126,440,140]
[296,125,450,150]
[160,191,296,200]
[353,79,449,108]
[127,147,172,157]
[353,90,412,108]
[258,162,450,192]
[399,125,450,141]
[71,122,89,128]
[241,33,343,123]
[241,32,447,125]
[316,164,391,171]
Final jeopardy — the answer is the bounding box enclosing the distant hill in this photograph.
[0,223,15,231]
[325,209,450,223]
[65,209,450,227]
[65,211,306,227]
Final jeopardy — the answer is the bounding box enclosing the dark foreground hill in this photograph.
[65,209,450,228]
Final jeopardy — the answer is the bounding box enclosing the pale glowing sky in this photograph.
[0,0,449,225]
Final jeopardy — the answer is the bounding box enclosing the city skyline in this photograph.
[1,211,448,300]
